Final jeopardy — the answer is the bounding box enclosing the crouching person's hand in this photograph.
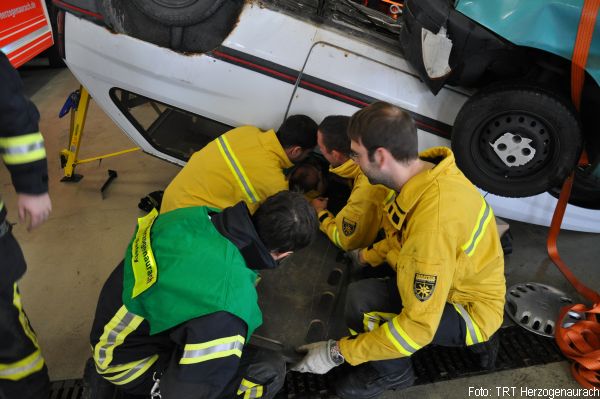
[345,249,367,273]
[291,340,344,374]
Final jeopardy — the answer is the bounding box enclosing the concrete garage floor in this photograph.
[5,64,600,397]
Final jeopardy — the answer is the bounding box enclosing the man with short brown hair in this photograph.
[311,115,393,251]
[293,102,505,399]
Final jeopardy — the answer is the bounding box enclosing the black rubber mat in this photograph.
[275,325,565,398]
[253,235,350,361]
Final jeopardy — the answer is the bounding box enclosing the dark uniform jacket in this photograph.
[0,52,48,285]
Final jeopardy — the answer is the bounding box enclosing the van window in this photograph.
[110,88,232,161]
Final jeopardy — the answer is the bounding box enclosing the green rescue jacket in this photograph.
[122,206,263,339]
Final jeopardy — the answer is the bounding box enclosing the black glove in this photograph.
[138,190,164,213]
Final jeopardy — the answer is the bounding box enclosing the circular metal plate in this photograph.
[490,132,536,167]
[505,282,574,337]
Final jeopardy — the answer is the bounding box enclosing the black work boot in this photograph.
[469,333,500,370]
[334,362,415,399]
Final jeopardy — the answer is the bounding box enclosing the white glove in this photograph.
[291,340,341,374]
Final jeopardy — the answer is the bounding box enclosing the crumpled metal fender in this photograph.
[455,0,600,87]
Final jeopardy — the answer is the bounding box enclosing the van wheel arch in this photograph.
[97,0,244,53]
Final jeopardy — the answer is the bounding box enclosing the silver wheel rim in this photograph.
[505,282,573,337]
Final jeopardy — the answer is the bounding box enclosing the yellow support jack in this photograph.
[59,85,140,183]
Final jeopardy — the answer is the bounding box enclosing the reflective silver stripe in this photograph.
[0,219,8,239]
[366,316,377,332]
[0,351,43,378]
[97,311,138,364]
[454,304,482,344]
[363,312,394,332]
[181,340,244,361]
[386,321,417,355]
[240,386,260,398]
[217,136,258,203]
[0,141,45,155]
[239,381,263,398]
[463,201,491,255]
[102,356,157,385]
[1,25,51,56]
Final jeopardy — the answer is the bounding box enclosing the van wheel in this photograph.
[452,85,582,197]
[98,0,243,53]
[548,164,600,210]
[46,2,65,68]
[131,0,227,26]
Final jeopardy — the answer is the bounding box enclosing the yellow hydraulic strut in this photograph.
[59,85,140,182]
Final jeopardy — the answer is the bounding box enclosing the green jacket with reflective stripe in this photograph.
[122,206,263,339]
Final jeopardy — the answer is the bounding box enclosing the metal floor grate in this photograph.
[49,379,84,399]
[49,379,125,399]
[411,324,564,385]
[276,325,565,398]
[50,327,565,399]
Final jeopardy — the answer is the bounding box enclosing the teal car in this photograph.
[401,0,600,208]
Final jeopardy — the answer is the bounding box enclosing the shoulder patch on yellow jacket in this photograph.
[342,217,357,236]
[413,273,437,302]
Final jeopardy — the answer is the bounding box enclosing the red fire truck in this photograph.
[0,0,56,68]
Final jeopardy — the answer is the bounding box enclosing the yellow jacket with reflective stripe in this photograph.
[317,160,393,250]
[161,126,293,214]
[339,147,505,365]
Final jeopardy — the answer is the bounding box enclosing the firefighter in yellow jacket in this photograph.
[292,102,505,399]
[312,115,394,251]
[161,115,317,214]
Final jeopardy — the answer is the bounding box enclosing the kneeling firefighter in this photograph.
[87,191,317,398]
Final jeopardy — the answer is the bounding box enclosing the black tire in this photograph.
[47,46,64,68]
[46,3,65,68]
[131,0,227,26]
[99,0,243,53]
[452,84,582,197]
[548,164,600,210]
